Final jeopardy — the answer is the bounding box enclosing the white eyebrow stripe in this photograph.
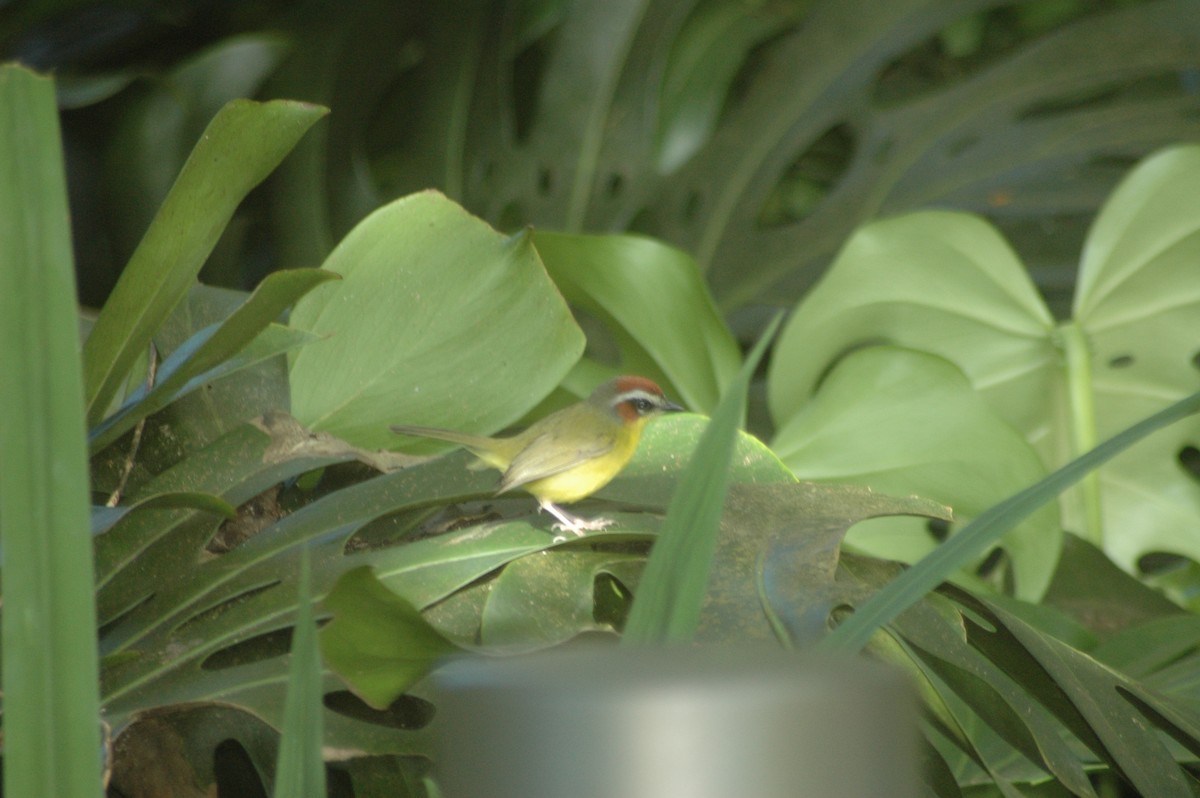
[612,389,662,406]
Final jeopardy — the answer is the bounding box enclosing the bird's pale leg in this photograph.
[540,500,613,540]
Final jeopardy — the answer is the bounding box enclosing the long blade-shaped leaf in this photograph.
[822,388,1200,653]
[82,99,328,424]
[0,64,102,797]
[622,313,782,643]
[88,267,334,453]
[273,548,327,798]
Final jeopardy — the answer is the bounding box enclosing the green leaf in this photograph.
[89,268,335,453]
[722,485,950,646]
[655,0,796,172]
[1069,144,1200,569]
[961,590,1200,797]
[92,492,237,536]
[622,313,781,643]
[774,347,1059,600]
[273,548,327,798]
[480,551,642,649]
[821,387,1200,654]
[0,64,102,797]
[882,595,1097,797]
[288,191,585,449]
[1042,533,1185,640]
[770,146,1200,571]
[319,567,462,710]
[533,231,741,413]
[82,98,328,424]
[102,34,293,264]
[768,211,1057,448]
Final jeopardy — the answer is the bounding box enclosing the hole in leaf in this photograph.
[497,201,526,232]
[98,591,155,636]
[593,572,633,630]
[206,485,284,555]
[1019,73,1184,122]
[1108,354,1134,369]
[345,506,440,552]
[1137,551,1190,576]
[757,123,854,228]
[975,547,1005,579]
[511,39,551,143]
[627,206,655,235]
[213,739,267,798]
[538,166,554,195]
[176,581,281,635]
[323,691,436,730]
[872,6,1095,105]
[1177,446,1200,480]
[606,172,623,198]
[201,626,294,671]
[927,518,950,542]
[945,132,980,158]
[1192,351,1200,371]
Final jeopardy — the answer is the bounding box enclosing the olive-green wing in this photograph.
[497,427,617,494]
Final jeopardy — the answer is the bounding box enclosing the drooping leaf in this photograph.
[319,567,462,710]
[533,231,741,414]
[288,191,585,449]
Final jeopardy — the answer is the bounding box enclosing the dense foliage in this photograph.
[3,1,1200,796]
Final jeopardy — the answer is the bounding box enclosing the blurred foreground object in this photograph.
[433,647,917,798]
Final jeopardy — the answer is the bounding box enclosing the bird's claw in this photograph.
[549,516,615,542]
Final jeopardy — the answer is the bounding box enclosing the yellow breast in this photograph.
[523,425,642,503]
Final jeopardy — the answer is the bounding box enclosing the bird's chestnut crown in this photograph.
[591,376,684,422]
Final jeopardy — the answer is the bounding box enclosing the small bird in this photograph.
[391,376,684,537]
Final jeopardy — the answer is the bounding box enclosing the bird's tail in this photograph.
[390,424,508,470]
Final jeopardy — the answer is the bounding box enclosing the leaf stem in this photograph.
[1059,320,1104,545]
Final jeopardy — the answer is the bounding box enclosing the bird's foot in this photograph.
[542,501,614,542]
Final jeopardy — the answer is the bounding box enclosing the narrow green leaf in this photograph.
[91,491,237,536]
[319,567,461,709]
[82,98,328,424]
[622,313,782,643]
[89,267,335,453]
[821,387,1200,654]
[273,548,327,798]
[962,590,1200,797]
[0,64,102,797]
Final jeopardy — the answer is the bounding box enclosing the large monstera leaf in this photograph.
[263,0,1200,313]
[770,145,1200,576]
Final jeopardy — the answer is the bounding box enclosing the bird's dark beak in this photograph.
[663,400,685,413]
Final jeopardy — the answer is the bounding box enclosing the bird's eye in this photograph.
[632,398,654,413]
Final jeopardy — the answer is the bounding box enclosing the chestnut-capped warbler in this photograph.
[391,376,683,536]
